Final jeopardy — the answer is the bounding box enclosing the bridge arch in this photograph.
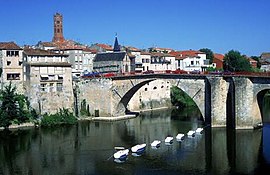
[114,78,206,122]
[256,88,270,124]
[115,79,156,114]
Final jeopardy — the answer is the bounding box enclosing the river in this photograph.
[0,105,269,175]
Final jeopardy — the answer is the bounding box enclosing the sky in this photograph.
[0,0,270,56]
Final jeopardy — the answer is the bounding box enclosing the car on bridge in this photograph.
[143,70,154,74]
[190,70,201,74]
[172,69,188,74]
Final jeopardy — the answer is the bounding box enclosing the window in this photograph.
[6,50,19,57]
[57,83,63,91]
[40,75,49,81]
[49,83,54,92]
[191,61,194,65]
[19,61,23,66]
[7,61,11,66]
[58,75,63,80]
[142,59,145,63]
[40,83,46,92]
[48,75,55,80]
[7,73,20,80]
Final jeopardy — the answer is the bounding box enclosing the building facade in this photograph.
[23,48,74,114]
[0,42,24,93]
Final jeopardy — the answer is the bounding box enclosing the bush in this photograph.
[41,108,77,127]
[171,86,196,107]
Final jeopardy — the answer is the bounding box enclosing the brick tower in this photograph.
[52,13,65,43]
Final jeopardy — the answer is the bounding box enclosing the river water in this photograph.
[0,106,270,175]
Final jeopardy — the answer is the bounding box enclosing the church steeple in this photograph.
[113,33,121,52]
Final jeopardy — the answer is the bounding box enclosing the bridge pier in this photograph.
[233,77,261,129]
[207,77,229,127]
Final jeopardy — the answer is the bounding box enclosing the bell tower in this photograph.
[52,13,65,43]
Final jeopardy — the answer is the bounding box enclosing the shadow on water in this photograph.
[0,106,270,175]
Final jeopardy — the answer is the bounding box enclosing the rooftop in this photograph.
[0,42,22,50]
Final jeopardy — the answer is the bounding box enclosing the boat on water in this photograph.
[195,127,203,133]
[113,149,129,161]
[151,140,161,147]
[165,136,173,143]
[187,130,195,137]
[176,133,185,141]
[131,143,146,153]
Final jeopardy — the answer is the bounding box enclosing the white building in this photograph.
[171,50,211,72]
[149,52,176,72]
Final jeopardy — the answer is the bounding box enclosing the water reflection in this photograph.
[0,107,269,175]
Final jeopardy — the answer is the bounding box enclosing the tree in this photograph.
[0,82,38,129]
[199,48,214,64]
[223,50,252,72]
[170,86,196,107]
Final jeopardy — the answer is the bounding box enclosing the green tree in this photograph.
[223,50,252,72]
[0,82,37,129]
[199,48,214,64]
[170,86,196,107]
[0,83,19,128]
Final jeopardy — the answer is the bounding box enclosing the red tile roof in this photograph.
[170,50,203,60]
[214,53,224,61]
[0,42,22,50]
[24,48,68,56]
[141,51,151,55]
[126,46,141,52]
[82,47,97,53]
[96,44,113,51]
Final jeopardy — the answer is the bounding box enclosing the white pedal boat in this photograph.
[187,130,195,137]
[165,136,173,143]
[151,140,161,147]
[131,143,146,153]
[176,133,185,141]
[113,149,129,161]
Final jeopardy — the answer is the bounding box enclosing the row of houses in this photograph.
[36,36,220,77]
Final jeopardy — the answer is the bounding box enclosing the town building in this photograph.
[23,48,73,114]
[148,47,174,53]
[171,50,212,72]
[0,42,24,93]
[141,52,151,72]
[90,43,113,53]
[149,52,176,72]
[260,53,270,72]
[93,36,135,74]
[213,53,224,69]
[125,46,143,73]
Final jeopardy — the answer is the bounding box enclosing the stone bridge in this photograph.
[76,74,270,129]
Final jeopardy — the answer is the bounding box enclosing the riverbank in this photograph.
[84,114,137,121]
[0,122,36,131]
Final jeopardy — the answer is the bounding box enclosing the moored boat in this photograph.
[151,140,161,147]
[195,127,203,133]
[187,130,195,137]
[176,133,185,141]
[113,149,129,161]
[131,143,146,153]
[165,136,173,143]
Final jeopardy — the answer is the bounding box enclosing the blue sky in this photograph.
[0,0,269,56]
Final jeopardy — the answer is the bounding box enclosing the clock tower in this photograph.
[52,13,65,43]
